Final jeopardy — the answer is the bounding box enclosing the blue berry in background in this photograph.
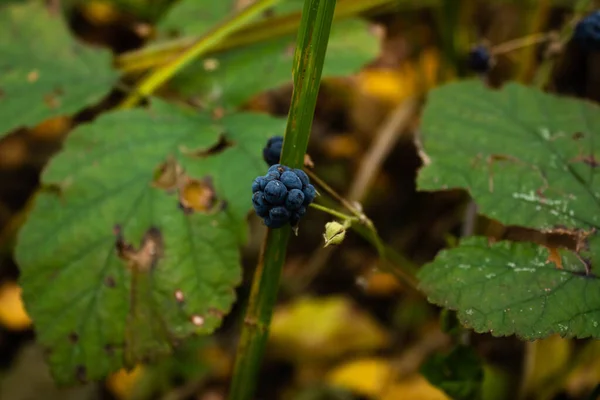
[302,184,316,206]
[285,188,305,211]
[263,136,284,166]
[252,192,269,217]
[467,45,492,73]
[280,171,303,190]
[251,163,317,229]
[574,11,600,51]
[264,180,287,205]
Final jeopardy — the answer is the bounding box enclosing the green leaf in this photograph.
[421,345,484,400]
[417,80,600,232]
[169,18,377,108]
[157,0,304,37]
[0,1,118,136]
[158,0,239,37]
[416,80,600,339]
[15,100,284,385]
[419,237,600,339]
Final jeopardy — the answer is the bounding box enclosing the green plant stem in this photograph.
[309,203,356,221]
[308,201,419,290]
[119,0,281,108]
[306,171,419,290]
[305,169,364,219]
[227,1,336,399]
[115,0,394,74]
[515,1,550,83]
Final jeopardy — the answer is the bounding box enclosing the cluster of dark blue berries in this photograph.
[467,45,492,73]
[252,164,316,228]
[263,136,284,166]
[574,10,600,51]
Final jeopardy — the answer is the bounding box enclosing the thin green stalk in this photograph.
[308,201,419,291]
[309,203,356,221]
[119,0,281,108]
[306,169,364,219]
[227,1,336,399]
[115,0,394,74]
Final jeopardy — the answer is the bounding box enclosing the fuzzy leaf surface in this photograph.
[16,100,284,384]
[417,81,600,339]
[0,1,118,135]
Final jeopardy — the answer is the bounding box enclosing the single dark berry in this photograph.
[268,163,290,174]
[574,11,600,51]
[269,206,291,223]
[264,180,287,205]
[302,184,316,206]
[296,206,307,217]
[252,176,266,193]
[263,136,284,166]
[467,45,492,73]
[252,191,269,217]
[285,188,304,211]
[280,171,303,190]
[290,206,307,226]
[293,169,309,186]
[266,170,280,179]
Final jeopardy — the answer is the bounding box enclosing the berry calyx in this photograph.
[251,163,316,229]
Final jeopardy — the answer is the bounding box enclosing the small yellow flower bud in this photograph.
[323,221,346,247]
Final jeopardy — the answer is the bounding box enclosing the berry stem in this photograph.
[308,202,419,290]
[490,32,553,56]
[305,168,365,220]
[309,202,357,221]
[118,0,282,109]
[228,1,336,399]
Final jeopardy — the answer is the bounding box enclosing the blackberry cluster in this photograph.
[467,45,492,73]
[263,136,283,166]
[252,164,316,228]
[574,10,600,51]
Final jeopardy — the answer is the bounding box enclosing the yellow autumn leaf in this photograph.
[0,281,32,331]
[327,357,394,397]
[269,296,390,363]
[81,1,121,25]
[355,47,442,106]
[565,341,600,398]
[524,335,572,397]
[106,365,145,400]
[382,374,450,400]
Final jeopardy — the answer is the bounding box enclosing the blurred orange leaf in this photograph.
[106,365,145,400]
[0,281,32,331]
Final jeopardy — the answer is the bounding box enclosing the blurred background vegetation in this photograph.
[1,0,600,399]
